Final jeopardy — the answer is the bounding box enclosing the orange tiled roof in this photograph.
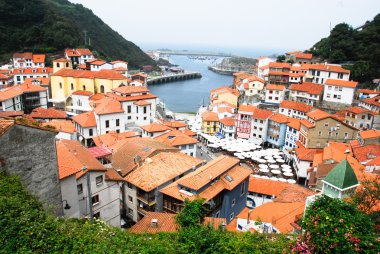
[302,63,350,74]
[238,104,256,113]
[202,111,219,122]
[0,111,23,118]
[269,113,290,124]
[227,202,305,233]
[346,106,370,114]
[295,143,322,161]
[357,89,380,95]
[92,131,139,148]
[72,90,93,96]
[300,119,315,129]
[13,52,32,59]
[350,139,362,148]
[289,82,324,95]
[56,139,106,180]
[124,152,203,191]
[246,75,265,83]
[266,84,285,91]
[248,177,289,196]
[280,100,313,113]
[352,144,380,162]
[112,86,149,94]
[29,107,67,119]
[141,123,170,133]
[307,109,330,121]
[287,118,301,130]
[238,105,273,119]
[362,95,380,108]
[106,92,157,102]
[182,128,197,137]
[72,111,96,127]
[130,212,226,234]
[32,54,45,63]
[93,97,124,115]
[12,67,53,74]
[41,120,76,133]
[134,100,151,106]
[0,82,46,101]
[176,156,240,190]
[325,79,358,88]
[0,120,14,136]
[53,58,71,63]
[269,62,291,68]
[65,48,93,57]
[295,52,312,59]
[154,129,198,147]
[89,59,106,66]
[111,137,179,176]
[359,129,380,140]
[105,168,125,182]
[219,117,235,126]
[162,121,187,129]
[52,69,127,80]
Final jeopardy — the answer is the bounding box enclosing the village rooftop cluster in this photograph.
[0,48,379,234]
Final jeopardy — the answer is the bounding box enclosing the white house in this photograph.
[279,100,313,120]
[42,120,77,140]
[56,139,122,227]
[236,104,272,140]
[93,97,126,135]
[292,143,321,185]
[68,90,94,114]
[241,76,265,96]
[12,67,52,85]
[65,48,94,65]
[284,119,301,150]
[219,117,235,138]
[264,84,286,105]
[323,79,358,105]
[154,129,198,157]
[303,63,350,84]
[256,57,274,79]
[288,82,324,106]
[141,122,170,138]
[88,59,113,72]
[13,52,46,68]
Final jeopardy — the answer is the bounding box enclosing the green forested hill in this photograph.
[0,0,156,69]
[309,14,380,85]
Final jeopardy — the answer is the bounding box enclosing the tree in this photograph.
[175,198,206,228]
[276,55,285,62]
[290,195,379,253]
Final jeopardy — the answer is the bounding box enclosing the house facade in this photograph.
[323,79,358,105]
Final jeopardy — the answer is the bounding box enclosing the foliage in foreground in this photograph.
[0,172,288,253]
[290,195,379,253]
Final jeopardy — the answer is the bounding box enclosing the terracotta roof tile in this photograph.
[124,152,203,192]
[295,143,322,161]
[56,139,106,180]
[295,52,312,59]
[353,144,380,162]
[300,119,315,129]
[269,62,291,68]
[93,97,124,115]
[0,120,14,136]
[269,113,291,124]
[112,86,149,94]
[325,79,358,88]
[72,90,93,96]
[154,129,198,147]
[266,84,285,91]
[202,111,219,122]
[87,146,112,158]
[289,82,324,95]
[302,63,350,74]
[141,123,170,133]
[287,118,301,130]
[12,67,52,74]
[307,109,330,121]
[162,121,187,129]
[29,107,67,119]
[134,100,151,106]
[92,131,140,148]
[72,111,96,127]
[65,48,93,57]
[41,120,76,133]
[357,89,380,95]
[52,69,127,80]
[0,111,23,118]
[106,92,157,102]
[359,129,380,140]
[32,54,45,63]
[280,100,313,113]
[219,117,235,126]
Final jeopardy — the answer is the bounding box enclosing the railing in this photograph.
[136,193,156,206]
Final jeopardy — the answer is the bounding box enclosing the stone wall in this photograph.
[0,124,63,216]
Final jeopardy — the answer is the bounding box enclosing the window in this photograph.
[143,106,147,114]
[92,195,99,206]
[105,120,109,128]
[318,131,322,136]
[328,86,332,90]
[100,85,104,93]
[89,129,93,136]
[338,73,343,79]
[127,105,131,113]
[77,184,83,194]
[344,132,349,138]
[83,85,86,91]
[96,175,103,185]
[241,181,245,196]
[127,116,132,120]
[328,131,332,137]
[324,123,329,127]
[231,198,236,207]
[116,119,120,126]
[93,212,100,219]
[229,212,234,221]
[128,195,133,202]
[71,83,74,90]
[59,82,62,89]
[326,93,331,98]
[56,63,60,68]
[128,208,133,215]
[127,182,133,189]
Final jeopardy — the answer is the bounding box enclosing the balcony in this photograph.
[137,202,156,215]
[136,192,156,206]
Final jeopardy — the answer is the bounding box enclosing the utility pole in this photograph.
[86,169,94,222]
[83,30,88,46]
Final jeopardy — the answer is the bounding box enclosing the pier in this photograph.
[147,72,202,85]
[157,50,235,57]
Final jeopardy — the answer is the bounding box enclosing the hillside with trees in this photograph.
[309,14,380,85]
[0,0,156,69]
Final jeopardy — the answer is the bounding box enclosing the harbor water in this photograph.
[148,55,233,113]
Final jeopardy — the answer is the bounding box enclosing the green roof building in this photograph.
[322,160,359,199]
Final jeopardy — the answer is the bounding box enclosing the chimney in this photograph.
[247,209,253,224]
[151,219,158,228]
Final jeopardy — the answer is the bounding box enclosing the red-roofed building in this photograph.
[29,107,67,121]
[154,129,198,156]
[264,84,286,104]
[0,72,13,89]
[202,111,219,135]
[236,104,273,140]
[284,118,302,149]
[323,79,358,105]
[342,106,374,130]
[302,63,350,84]
[358,129,380,145]
[279,100,313,119]
[41,120,76,140]
[288,82,324,106]
[64,48,94,65]
[219,116,236,138]
[267,62,291,85]
[293,142,322,184]
[13,52,46,68]
[356,89,380,100]
[12,67,52,85]
[56,139,122,227]
[285,51,314,64]
[358,95,380,129]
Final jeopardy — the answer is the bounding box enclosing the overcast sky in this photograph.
[69,0,379,54]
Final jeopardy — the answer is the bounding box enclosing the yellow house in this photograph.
[202,111,220,135]
[50,59,128,108]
